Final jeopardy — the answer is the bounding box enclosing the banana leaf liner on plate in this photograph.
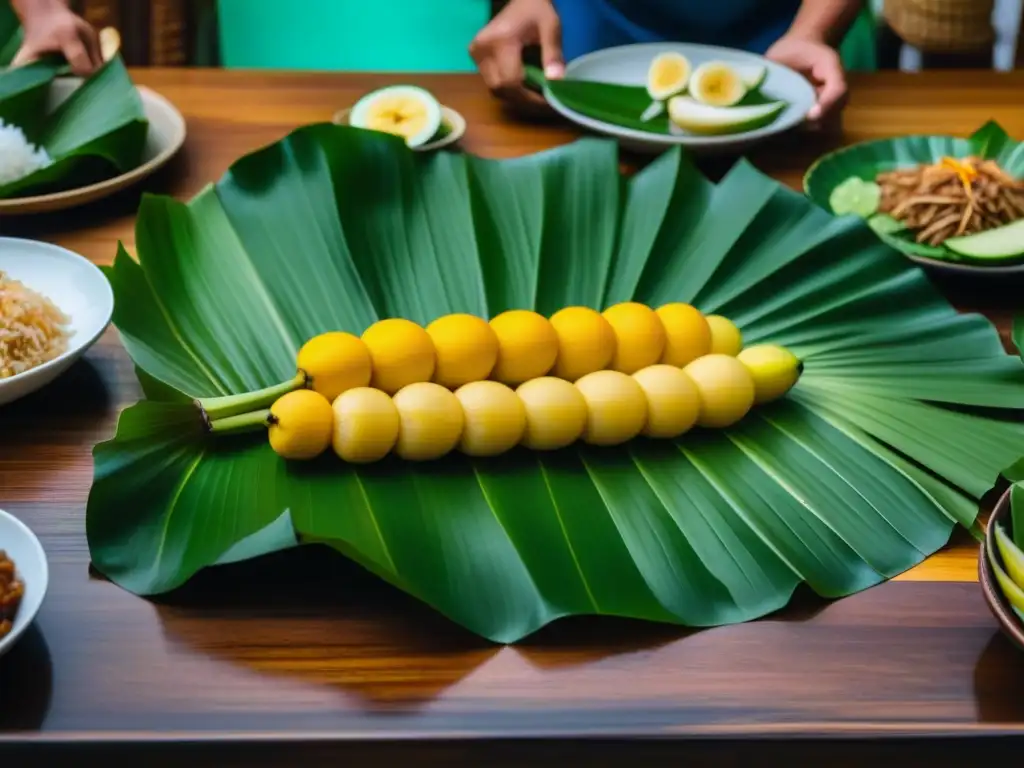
[0,10,147,200]
[805,121,1024,265]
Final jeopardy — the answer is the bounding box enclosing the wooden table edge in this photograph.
[7,720,1024,745]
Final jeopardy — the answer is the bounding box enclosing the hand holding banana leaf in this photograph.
[10,0,102,76]
[0,14,146,199]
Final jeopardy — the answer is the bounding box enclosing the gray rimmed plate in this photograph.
[540,42,816,155]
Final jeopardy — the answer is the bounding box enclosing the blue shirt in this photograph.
[552,0,802,61]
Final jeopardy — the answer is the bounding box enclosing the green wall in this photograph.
[218,0,490,71]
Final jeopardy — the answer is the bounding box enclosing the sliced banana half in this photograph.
[667,96,786,136]
[689,61,747,107]
[646,51,692,101]
[349,85,443,149]
[736,63,768,91]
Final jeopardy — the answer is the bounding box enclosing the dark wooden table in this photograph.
[3,70,1024,766]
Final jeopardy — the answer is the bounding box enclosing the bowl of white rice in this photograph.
[0,120,53,187]
[0,237,113,407]
[0,78,186,215]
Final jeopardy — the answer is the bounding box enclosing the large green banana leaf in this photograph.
[88,124,1024,642]
[804,121,1024,262]
[0,50,147,198]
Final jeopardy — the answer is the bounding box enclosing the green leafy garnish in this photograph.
[867,214,904,235]
[829,176,881,218]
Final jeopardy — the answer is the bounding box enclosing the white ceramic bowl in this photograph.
[0,237,113,406]
[0,508,48,658]
[543,42,817,155]
[0,79,186,215]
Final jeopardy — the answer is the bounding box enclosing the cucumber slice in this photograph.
[829,177,881,219]
[945,218,1024,260]
[867,214,905,235]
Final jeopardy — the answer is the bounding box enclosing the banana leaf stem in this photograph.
[208,409,275,436]
[196,372,306,424]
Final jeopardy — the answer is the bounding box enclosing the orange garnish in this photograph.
[940,156,978,192]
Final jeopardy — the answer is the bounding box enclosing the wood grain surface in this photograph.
[2,70,1024,763]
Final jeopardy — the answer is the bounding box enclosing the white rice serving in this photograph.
[0,119,52,186]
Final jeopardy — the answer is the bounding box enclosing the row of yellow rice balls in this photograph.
[296,302,743,403]
[272,348,770,464]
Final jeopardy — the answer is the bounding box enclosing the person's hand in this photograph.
[12,0,102,76]
[470,0,565,108]
[765,34,847,123]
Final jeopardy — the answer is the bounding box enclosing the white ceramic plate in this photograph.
[0,79,186,215]
[0,237,113,406]
[332,105,466,152]
[0,508,48,658]
[542,42,817,155]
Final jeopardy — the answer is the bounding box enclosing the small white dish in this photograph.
[332,105,466,152]
[0,79,187,215]
[0,508,48,659]
[0,237,113,407]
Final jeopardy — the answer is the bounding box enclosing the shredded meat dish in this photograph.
[877,157,1024,246]
[0,551,24,639]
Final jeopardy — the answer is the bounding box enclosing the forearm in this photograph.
[12,0,66,25]
[787,0,864,47]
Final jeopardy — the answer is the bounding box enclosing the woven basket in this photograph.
[883,0,995,53]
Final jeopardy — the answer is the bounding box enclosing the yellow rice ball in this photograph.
[296,331,372,402]
[683,353,756,428]
[331,386,400,463]
[489,309,559,386]
[655,303,711,368]
[601,302,666,374]
[574,369,648,447]
[426,313,499,389]
[455,380,526,457]
[549,306,617,381]
[632,364,701,439]
[361,318,436,395]
[268,389,335,461]
[705,315,743,356]
[392,381,465,461]
[515,376,588,451]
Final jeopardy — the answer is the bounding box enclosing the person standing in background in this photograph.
[471,0,864,122]
[10,0,102,74]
